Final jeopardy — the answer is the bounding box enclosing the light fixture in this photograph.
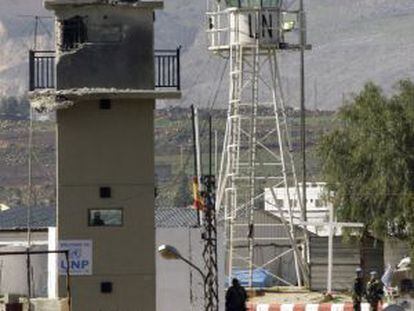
[157,244,206,280]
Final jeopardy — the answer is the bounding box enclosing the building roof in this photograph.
[155,208,199,228]
[0,205,313,233]
[0,206,305,230]
[0,206,200,230]
[0,206,55,230]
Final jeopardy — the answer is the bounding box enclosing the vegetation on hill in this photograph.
[0,100,335,209]
[154,107,335,207]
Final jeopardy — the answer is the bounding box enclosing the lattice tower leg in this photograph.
[247,39,260,288]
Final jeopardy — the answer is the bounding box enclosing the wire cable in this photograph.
[156,58,228,203]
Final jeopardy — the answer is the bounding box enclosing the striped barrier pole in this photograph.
[248,302,382,311]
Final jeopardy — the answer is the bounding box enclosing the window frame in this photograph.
[88,208,124,227]
[60,15,88,51]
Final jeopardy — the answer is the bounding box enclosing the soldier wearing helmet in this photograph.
[366,271,384,311]
[352,267,364,311]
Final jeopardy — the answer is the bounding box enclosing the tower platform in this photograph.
[29,88,181,111]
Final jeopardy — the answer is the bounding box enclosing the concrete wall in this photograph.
[384,238,409,268]
[310,236,360,292]
[57,99,155,311]
[156,227,225,311]
[0,231,49,297]
[0,231,48,246]
[0,244,48,297]
[156,228,204,311]
[53,5,154,90]
[310,236,384,292]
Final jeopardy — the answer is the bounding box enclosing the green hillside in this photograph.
[0,106,336,208]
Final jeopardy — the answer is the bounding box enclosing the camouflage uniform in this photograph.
[366,278,384,311]
[352,276,364,311]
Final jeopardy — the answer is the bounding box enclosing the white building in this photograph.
[0,204,10,212]
[264,182,332,236]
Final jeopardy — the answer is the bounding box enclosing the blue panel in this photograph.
[227,268,273,288]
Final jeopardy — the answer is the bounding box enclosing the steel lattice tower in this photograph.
[207,0,310,288]
[202,175,219,311]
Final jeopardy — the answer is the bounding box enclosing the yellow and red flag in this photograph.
[192,177,204,210]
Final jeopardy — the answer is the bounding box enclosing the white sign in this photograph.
[59,240,93,276]
[230,9,280,45]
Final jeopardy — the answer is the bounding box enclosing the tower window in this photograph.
[88,209,123,227]
[99,99,111,110]
[101,282,113,293]
[100,187,111,198]
[61,16,88,51]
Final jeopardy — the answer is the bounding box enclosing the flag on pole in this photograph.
[192,177,204,210]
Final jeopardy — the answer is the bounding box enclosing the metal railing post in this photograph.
[177,46,181,91]
[26,248,32,311]
[29,50,35,91]
[65,250,72,310]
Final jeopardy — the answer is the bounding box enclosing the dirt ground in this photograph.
[249,291,353,305]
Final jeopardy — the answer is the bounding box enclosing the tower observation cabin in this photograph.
[207,0,308,52]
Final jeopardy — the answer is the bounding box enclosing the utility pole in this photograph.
[191,105,202,225]
[190,110,219,310]
[299,0,310,267]
[201,115,219,311]
[34,16,39,50]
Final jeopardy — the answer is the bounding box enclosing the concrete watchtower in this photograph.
[29,0,181,310]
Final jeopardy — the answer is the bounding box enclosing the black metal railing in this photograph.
[155,48,181,90]
[29,50,55,91]
[29,48,181,91]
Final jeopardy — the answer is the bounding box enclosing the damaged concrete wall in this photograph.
[53,5,154,90]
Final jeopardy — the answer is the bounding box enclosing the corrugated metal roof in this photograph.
[155,208,199,228]
[0,206,293,230]
[0,206,55,230]
[0,206,200,230]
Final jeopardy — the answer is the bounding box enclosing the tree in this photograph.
[318,80,414,249]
